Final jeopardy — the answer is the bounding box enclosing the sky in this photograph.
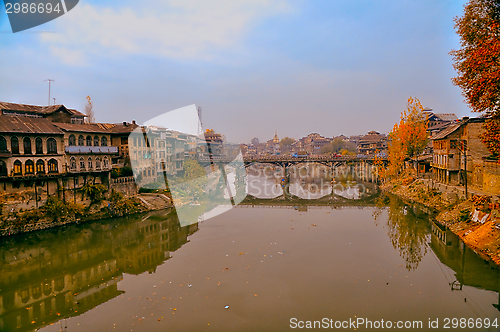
[0,0,471,143]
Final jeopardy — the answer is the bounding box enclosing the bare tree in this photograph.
[85,96,95,124]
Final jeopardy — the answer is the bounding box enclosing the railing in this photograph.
[65,146,118,154]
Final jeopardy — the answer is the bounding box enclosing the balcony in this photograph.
[65,146,118,154]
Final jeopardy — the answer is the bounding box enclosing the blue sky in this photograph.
[0,0,470,143]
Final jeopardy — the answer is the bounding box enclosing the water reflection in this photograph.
[0,209,197,332]
[374,194,429,271]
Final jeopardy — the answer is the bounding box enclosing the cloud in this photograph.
[40,0,292,64]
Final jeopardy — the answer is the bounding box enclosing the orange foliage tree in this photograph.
[451,0,500,159]
[384,97,428,179]
[450,0,500,116]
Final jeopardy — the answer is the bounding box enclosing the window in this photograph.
[95,157,101,170]
[69,135,76,146]
[78,135,84,146]
[86,136,92,146]
[47,138,57,154]
[25,160,34,174]
[13,160,21,175]
[48,159,58,173]
[0,160,7,176]
[11,137,19,154]
[69,157,76,171]
[0,136,7,152]
[103,157,109,169]
[36,160,45,174]
[35,137,43,154]
[101,136,108,146]
[80,157,85,170]
[88,157,93,170]
[94,136,99,146]
[23,137,32,155]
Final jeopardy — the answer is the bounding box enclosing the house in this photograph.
[357,131,387,155]
[430,117,490,188]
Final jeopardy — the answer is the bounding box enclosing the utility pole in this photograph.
[44,79,54,105]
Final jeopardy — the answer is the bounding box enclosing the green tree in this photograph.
[280,137,296,154]
[81,183,107,204]
[320,138,356,155]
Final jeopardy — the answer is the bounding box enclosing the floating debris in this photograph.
[224,305,229,309]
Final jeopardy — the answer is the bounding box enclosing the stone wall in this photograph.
[110,176,137,197]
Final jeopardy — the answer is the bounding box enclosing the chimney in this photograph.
[123,121,127,126]
[132,120,136,125]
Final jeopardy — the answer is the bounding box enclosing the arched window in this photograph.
[48,159,58,173]
[11,137,19,154]
[95,157,101,170]
[94,136,99,146]
[88,157,93,170]
[68,135,76,146]
[86,136,92,146]
[36,160,45,174]
[79,157,85,170]
[103,157,109,169]
[23,137,32,155]
[35,137,43,154]
[47,138,57,154]
[78,135,84,146]
[13,160,21,175]
[101,136,108,146]
[0,160,7,176]
[0,136,7,152]
[25,160,34,174]
[69,157,76,171]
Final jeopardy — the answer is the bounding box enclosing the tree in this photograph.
[450,0,500,116]
[280,137,295,154]
[384,97,428,179]
[85,96,95,124]
[481,117,500,158]
[320,138,356,155]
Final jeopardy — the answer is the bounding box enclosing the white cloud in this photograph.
[40,0,292,64]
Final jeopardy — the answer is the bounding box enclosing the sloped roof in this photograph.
[0,102,85,118]
[0,115,63,134]
[430,122,462,140]
[106,122,140,134]
[434,113,458,122]
[53,123,110,133]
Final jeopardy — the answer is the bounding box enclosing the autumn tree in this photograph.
[450,0,500,159]
[384,97,428,179]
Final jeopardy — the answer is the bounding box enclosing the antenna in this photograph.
[44,79,54,106]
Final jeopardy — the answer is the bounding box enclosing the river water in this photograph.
[1,175,500,331]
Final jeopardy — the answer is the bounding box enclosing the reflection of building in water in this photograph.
[430,221,500,301]
[0,210,197,332]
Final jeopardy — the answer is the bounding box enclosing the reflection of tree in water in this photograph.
[374,194,429,271]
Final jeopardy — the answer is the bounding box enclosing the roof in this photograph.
[430,122,462,140]
[0,102,85,118]
[53,123,111,133]
[434,113,458,122]
[359,133,386,142]
[0,115,63,134]
[106,122,140,134]
[428,121,452,132]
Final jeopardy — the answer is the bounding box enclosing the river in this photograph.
[0,174,499,331]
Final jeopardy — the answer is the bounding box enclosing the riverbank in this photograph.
[0,192,173,237]
[381,176,500,265]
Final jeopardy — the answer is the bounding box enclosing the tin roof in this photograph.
[53,123,111,133]
[0,102,85,118]
[430,122,462,140]
[0,115,63,134]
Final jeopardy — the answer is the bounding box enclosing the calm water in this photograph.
[1,185,500,331]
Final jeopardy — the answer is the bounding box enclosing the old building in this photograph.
[357,131,387,155]
[431,117,490,187]
[0,116,65,195]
